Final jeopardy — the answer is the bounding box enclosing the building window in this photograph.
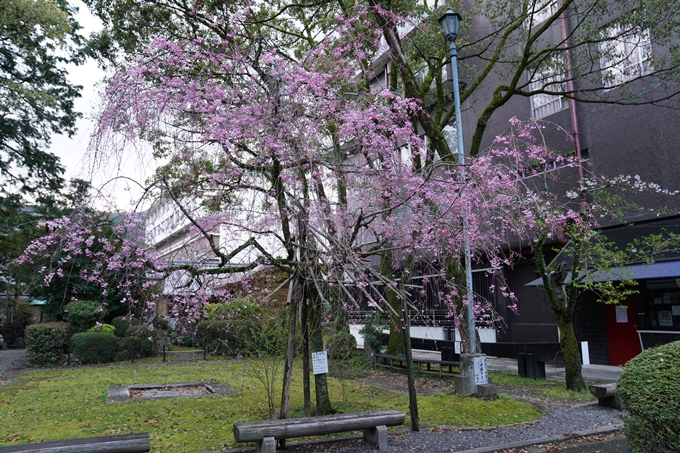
[600,25,653,89]
[528,66,567,119]
[525,0,558,28]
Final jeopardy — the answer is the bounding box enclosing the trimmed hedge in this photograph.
[197,319,262,355]
[25,323,69,367]
[65,300,107,333]
[122,326,166,357]
[71,332,118,364]
[204,300,262,321]
[618,340,680,452]
[111,316,140,337]
[88,323,116,335]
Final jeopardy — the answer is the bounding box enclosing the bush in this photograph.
[122,325,166,357]
[617,341,680,452]
[71,332,118,364]
[327,331,358,360]
[359,314,389,353]
[88,323,116,335]
[65,300,107,333]
[25,323,69,367]
[110,316,140,337]
[204,299,262,321]
[197,318,262,355]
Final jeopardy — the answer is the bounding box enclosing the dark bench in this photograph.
[589,383,621,410]
[233,409,405,452]
[374,353,460,377]
[0,433,150,453]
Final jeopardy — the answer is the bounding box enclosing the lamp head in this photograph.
[438,7,462,43]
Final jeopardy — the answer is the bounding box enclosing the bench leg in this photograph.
[363,425,388,449]
[257,436,276,453]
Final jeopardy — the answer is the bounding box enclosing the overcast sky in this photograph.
[50,2,160,210]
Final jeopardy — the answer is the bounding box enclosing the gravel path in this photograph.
[279,403,623,453]
[0,349,26,387]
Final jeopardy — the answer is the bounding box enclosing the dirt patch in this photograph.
[353,369,456,396]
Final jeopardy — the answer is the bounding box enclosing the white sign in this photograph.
[672,306,680,316]
[312,351,329,375]
[473,356,488,385]
[615,306,628,323]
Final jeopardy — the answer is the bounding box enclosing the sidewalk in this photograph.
[411,349,622,383]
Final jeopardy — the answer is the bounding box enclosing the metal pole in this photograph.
[449,40,476,353]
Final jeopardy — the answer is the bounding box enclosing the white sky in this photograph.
[49,1,160,211]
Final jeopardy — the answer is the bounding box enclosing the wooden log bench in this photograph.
[589,383,621,410]
[374,353,460,378]
[0,433,150,453]
[233,409,405,452]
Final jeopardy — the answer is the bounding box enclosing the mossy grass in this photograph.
[1,358,541,453]
[488,371,596,402]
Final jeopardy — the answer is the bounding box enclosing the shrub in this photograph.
[110,316,140,337]
[197,318,262,355]
[25,323,69,367]
[88,323,116,335]
[3,301,34,347]
[204,299,262,321]
[359,314,389,353]
[71,332,118,364]
[327,331,358,360]
[65,300,107,333]
[122,326,166,357]
[617,341,680,452]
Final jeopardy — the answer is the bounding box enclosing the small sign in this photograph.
[659,311,673,327]
[672,306,680,316]
[473,356,488,385]
[615,306,628,323]
[312,351,329,375]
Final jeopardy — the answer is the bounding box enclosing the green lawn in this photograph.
[0,359,541,453]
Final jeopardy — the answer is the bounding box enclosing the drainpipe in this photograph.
[557,1,585,195]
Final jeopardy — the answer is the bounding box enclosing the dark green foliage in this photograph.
[25,322,69,366]
[204,300,262,321]
[197,319,263,355]
[65,300,107,333]
[88,323,116,335]
[123,326,166,357]
[618,341,680,452]
[2,301,34,346]
[327,331,358,360]
[110,316,140,337]
[359,314,389,353]
[0,0,83,200]
[71,332,118,364]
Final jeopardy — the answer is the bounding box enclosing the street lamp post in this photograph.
[439,8,477,354]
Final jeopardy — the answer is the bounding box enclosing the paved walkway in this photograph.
[412,349,623,383]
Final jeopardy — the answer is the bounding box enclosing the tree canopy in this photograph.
[0,0,84,201]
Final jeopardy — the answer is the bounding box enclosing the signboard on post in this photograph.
[473,355,488,385]
[312,351,329,375]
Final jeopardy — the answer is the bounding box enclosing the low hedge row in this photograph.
[25,323,70,367]
[618,340,680,452]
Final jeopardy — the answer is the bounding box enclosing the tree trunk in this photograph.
[382,250,404,355]
[279,274,299,423]
[301,290,311,416]
[401,295,419,431]
[554,312,586,392]
[308,285,333,415]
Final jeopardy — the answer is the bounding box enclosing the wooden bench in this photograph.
[589,383,621,410]
[233,409,405,452]
[0,433,150,453]
[374,353,460,378]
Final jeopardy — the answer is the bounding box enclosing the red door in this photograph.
[605,295,641,366]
